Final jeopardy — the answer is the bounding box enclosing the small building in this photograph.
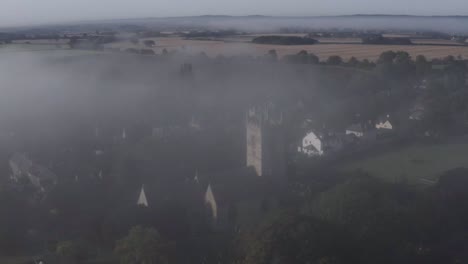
[375,115,393,130]
[346,121,376,141]
[298,131,323,156]
[409,102,426,121]
[346,123,365,137]
[298,130,344,157]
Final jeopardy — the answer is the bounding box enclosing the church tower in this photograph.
[246,103,286,180]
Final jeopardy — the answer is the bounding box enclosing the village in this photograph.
[1,31,468,263]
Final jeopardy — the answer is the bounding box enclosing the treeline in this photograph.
[252,36,318,45]
[183,30,238,39]
[362,35,413,45]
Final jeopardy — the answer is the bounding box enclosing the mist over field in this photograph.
[0,50,319,159]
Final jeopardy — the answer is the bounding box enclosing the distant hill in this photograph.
[5,14,468,34]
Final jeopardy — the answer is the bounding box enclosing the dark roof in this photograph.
[304,144,320,152]
[346,123,364,133]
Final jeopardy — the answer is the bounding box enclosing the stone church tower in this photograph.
[246,103,286,180]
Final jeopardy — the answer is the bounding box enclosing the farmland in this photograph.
[341,142,468,184]
[104,35,468,61]
[6,35,468,61]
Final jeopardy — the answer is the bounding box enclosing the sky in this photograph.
[1,0,468,27]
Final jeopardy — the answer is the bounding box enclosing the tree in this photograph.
[306,174,413,263]
[266,49,278,62]
[241,213,357,264]
[415,55,430,75]
[115,226,166,264]
[359,59,372,69]
[297,50,309,64]
[143,40,156,47]
[347,57,359,67]
[56,240,90,264]
[377,51,396,65]
[394,51,411,65]
[308,53,320,64]
[326,55,343,65]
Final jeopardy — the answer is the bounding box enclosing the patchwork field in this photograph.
[341,143,468,184]
[105,36,468,61]
[6,36,468,61]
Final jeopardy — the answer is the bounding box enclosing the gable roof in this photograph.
[198,166,276,207]
[137,185,149,207]
[204,184,217,219]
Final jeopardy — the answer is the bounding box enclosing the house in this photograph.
[409,109,425,121]
[346,123,365,137]
[298,131,323,156]
[9,153,57,192]
[409,102,426,121]
[375,115,393,130]
[298,130,344,157]
[346,121,376,141]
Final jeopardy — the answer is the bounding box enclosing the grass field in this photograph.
[341,143,468,184]
[104,36,468,61]
[0,256,35,264]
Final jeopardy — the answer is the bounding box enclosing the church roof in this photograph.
[137,185,149,207]
[198,166,278,207]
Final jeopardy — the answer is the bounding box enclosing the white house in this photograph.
[298,131,344,157]
[298,131,323,156]
[375,115,393,130]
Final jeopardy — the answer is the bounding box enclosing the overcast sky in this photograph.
[2,0,468,27]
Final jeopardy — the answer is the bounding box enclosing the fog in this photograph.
[0,50,319,164]
[140,16,468,34]
[9,15,468,36]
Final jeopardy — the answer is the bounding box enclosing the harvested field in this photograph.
[105,36,468,61]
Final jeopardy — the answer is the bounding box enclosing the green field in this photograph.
[342,143,468,184]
